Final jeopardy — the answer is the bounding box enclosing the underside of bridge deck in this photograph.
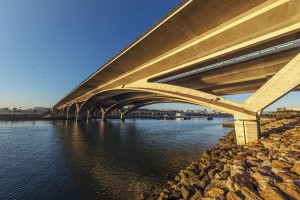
[54,0,300,145]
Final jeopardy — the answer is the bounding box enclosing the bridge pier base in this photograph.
[75,111,82,122]
[102,113,107,121]
[66,106,70,120]
[234,115,260,145]
[75,114,82,122]
[86,110,90,121]
[120,113,125,121]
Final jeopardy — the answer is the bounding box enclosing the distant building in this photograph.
[276,107,300,118]
[0,107,10,114]
[33,107,51,114]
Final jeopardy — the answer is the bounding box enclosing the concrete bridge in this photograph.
[53,0,300,145]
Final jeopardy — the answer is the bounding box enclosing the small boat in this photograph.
[207,116,213,120]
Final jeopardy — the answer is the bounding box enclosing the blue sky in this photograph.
[0,0,299,111]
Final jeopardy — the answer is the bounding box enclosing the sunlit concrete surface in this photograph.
[54,0,300,145]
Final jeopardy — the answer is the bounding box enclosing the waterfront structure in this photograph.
[54,0,300,145]
[0,108,10,114]
[276,107,300,118]
[0,107,50,115]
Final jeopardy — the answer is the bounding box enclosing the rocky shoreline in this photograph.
[142,118,300,200]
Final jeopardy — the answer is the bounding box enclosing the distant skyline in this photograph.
[0,0,299,111]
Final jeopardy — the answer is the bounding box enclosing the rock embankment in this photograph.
[143,118,300,200]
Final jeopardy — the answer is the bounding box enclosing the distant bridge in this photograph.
[53,0,300,145]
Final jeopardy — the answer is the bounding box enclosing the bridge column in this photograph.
[101,112,107,121]
[75,103,82,122]
[66,106,70,120]
[100,106,107,121]
[120,112,125,121]
[86,110,90,121]
[53,109,59,116]
[243,51,300,112]
[234,114,260,145]
[75,111,82,122]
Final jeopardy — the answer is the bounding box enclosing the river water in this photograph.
[0,118,232,200]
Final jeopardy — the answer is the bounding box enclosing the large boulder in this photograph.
[180,186,190,200]
[240,187,263,200]
[259,186,288,200]
[226,191,243,200]
[277,182,300,200]
[252,172,277,190]
[189,189,203,200]
[204,187,224,198]
[290,161,300,176]
[272,159,293,169]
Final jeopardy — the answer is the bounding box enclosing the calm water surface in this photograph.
[0,118,232,200]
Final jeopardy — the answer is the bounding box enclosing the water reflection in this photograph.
[0,118,232,200]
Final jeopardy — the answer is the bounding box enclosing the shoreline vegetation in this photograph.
[143,118,300,200]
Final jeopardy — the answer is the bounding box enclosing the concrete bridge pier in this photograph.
[100,106,107,121]
[75,111,78,122]
[75,112,82,122]
[101,112,107,121]
[120,113,126,121]
[66,106,70,120]
[234,115,260,145]
[86,110,90,121]
[74,103,82,122]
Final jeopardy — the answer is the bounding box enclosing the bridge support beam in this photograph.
[75,103,82,122]
[234,115,260,145]
[75,111,82,122]
[101,112,107,121]
[66,106,70,120]
[120,113,125,121]
[124,82,260,145]
[243,51,300,112]
[100,106,107,121]
[86,110,90,121]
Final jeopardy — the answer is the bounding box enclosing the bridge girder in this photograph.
[76,89,201,116]
[244,51,300,112]
[120,98,199,120]
[53,0,300,145]
[54,0,300,109]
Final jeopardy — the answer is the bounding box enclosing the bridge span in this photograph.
[53,0,300,145]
